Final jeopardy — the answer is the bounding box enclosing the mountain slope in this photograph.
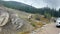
[0,1,37,13]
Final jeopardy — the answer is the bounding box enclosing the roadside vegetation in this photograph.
[26,14,50,29]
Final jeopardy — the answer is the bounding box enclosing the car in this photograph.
[56,18,60,27]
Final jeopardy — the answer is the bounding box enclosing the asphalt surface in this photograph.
[40,23,60,34]
[30,23,60,34]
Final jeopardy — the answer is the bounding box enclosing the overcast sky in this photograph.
[3,0,60,10]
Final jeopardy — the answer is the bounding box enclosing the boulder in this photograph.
[0,11,9,26]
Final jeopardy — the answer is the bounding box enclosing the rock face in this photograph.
[10,13,24,30]
[0,10,9,26]
[0,7,34,34]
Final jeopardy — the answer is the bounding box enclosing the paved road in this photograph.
[40,23,60,34]
[30,23,60,34]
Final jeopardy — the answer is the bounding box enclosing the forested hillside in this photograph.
[0,1,37,13]
[0,0,60,17]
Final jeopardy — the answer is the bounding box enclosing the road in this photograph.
[30,23,60,34]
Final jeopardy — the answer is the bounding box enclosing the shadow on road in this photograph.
[56,26,60,28]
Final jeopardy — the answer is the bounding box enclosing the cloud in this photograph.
[43,0,60,9]
[32,0,47,8]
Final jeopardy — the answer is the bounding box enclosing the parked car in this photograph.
[56,18,60,27]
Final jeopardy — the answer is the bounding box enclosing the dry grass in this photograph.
[17,31,30,34]
[27,14,50,29]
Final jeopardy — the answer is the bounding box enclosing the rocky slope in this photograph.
[0,6,34,34]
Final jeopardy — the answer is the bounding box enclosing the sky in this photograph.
[3,0,60,10]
